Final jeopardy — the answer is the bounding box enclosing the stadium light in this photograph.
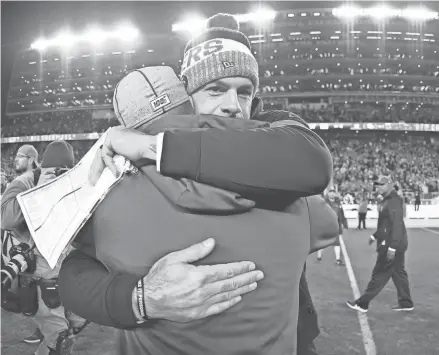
[235,8,276,23]
[30,38,52,51]
[333,5,438,21]
[363,6,395,19]
[54,31,77,49]
[172,8,276,34]
[114,25,140,41]
[171,15,207,35]
[30,24,141,51]
[401,7,438,21]
[83,27,107,45]
[332,6,363,19]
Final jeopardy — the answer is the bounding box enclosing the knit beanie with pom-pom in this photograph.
[180,13,259,96]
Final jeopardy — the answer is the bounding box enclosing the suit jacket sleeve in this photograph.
[388,197,405,250]
[306,195,339,254]
[160,122,333,200]
[58,223,140,330]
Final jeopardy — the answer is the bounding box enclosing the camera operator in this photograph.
[1,140,88,355]
[1,228,23,313]
[1,144,43,341]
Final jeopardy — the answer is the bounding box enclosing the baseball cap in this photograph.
[41,140,75,169]
[17,145,38,160]
[113,66,190,130]
[374,175,393,186]
[17,144,39,168]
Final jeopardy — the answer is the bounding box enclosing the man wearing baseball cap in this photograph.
[2,144,39,241]
[58,14,337,355]
[347,175,414,313]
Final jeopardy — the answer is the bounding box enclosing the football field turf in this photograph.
[2,228,439,355]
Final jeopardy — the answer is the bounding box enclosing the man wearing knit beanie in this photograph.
[36,140,76,186]
[181,13,259,120]
[41,140,75,170]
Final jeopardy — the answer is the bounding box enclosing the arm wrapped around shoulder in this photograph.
[306,195,339,254]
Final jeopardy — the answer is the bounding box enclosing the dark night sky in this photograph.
[1,1,434,118]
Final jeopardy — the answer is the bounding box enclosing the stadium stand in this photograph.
[2,5,439,207]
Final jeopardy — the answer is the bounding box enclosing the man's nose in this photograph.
[220,90,242,117]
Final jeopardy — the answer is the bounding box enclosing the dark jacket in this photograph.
[326,199,345,235]
[59,114,336,355]
[297,266,319,350]
[373,190,408,252]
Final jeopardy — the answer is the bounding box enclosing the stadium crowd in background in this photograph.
[2,102,439,138]
[1,4,439,355]
[3,132,438,204]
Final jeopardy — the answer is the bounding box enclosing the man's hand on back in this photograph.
[134,238,264,323]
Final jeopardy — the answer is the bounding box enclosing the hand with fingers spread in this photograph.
[133,238,264,323]
[88,127,158,186]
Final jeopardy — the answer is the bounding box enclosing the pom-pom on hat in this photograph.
[180,13,259,96]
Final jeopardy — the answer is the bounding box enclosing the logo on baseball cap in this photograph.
[150,94,171,112]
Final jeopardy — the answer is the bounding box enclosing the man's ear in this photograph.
[250,96,263,119]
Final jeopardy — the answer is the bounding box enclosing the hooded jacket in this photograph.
[76,115,338,355]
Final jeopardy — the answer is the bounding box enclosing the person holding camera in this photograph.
[1,140,88,355]
[1,144,44,342]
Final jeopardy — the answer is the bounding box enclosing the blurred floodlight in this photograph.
[30,38,51,51]
[30,24,141,51]
[54,31,77,46]
[332,6,363,19]
[115,25,140,40]
[172,9,275,34]
[401,7,438,20]
[172,15,207,34]
[84,27,107,44]
[364,6,396,19]
[333,5,438,21]
[236,8,276,23]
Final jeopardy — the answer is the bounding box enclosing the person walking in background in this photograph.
[317,187,346,266]
[357,196,368,230]
[347,175,414,313]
